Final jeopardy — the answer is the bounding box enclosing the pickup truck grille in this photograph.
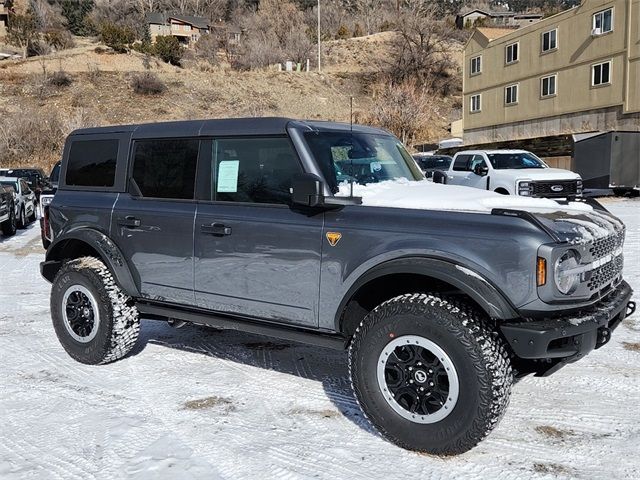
[532,180,579,197]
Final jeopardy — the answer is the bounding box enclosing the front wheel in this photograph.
[51,257,140,364]
[349,293,513,455]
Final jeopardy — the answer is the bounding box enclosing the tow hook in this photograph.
[596,327,611,349]
[626,301,637,318]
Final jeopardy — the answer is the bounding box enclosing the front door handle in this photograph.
[118,216,141,228]
[201,222,232,236]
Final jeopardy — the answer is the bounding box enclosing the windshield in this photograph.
[487,152,546,169]
[304,132,423,193]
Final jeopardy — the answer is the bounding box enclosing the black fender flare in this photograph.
[40,228,140,298]
[335,256,519,332]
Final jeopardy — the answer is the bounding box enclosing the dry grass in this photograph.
[0,31,463,170]
[622,342,640,352]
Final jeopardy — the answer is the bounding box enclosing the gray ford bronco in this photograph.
[41,118,635,455]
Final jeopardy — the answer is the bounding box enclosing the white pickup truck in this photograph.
[443,149,583,198]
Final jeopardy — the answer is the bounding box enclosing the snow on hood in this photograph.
[337,179,592,215]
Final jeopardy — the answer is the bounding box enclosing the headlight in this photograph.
[554,250,581,295]
[576,179,583,194]
[40,195,54,206]
[518,181,532,196]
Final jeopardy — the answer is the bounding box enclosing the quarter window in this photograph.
[592,61,611,86]
[505,84,518,105]
[132,139,199,199]
[593,8,613,34]
[541,29,557,52]
[66,139,118,188]
[541,74,557,97]
[210,137,302,205]
[470,56,481,75]
[505,43,519,64]
[470,94,481,113]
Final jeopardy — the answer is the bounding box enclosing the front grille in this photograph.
[532,180,578,197]
[585,229,625,292]
[589,229,625,259]
[587,255,623,291]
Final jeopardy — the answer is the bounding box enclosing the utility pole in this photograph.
[317,0,321,73]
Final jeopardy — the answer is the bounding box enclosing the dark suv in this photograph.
[41,118,634,455]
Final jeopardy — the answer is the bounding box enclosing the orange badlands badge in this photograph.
[326,232,342,247]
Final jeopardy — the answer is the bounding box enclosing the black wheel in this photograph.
[51,257,140,365]
[17,207,26,229]
[349,293,513,455]
[28,207,37,222]
[1,206,17,237]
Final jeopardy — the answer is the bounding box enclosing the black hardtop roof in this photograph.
[69,117,391,139]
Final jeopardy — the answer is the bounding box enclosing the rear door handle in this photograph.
[201,222,232,236]
[118,216,141,228]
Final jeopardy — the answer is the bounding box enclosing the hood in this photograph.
[337,179,622,243]
[507,168,581,181]
[338,179,591,214]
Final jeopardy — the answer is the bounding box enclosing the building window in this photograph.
[541,74,557,97]
[593,8,613,34]
[505,84,518,105]
[541,29,557,52]
[592,61,611,86]
[505,42,519,64]
[470,94,481,113]
[470,56,482,75]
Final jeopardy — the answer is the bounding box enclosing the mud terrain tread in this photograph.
[53,257,140,364]
[348,293,513,455]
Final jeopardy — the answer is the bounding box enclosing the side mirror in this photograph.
[291,173,362,208]
[474,164,489,176]
[292,173,323,207]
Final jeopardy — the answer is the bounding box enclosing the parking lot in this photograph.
[0,198,639,480]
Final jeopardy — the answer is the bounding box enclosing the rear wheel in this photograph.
[349,293,513,455]
[51,257,140,364]
[1,206,17,237]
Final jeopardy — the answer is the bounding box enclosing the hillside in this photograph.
[0,34,463,171]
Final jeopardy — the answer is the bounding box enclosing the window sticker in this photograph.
[217,160,239,193]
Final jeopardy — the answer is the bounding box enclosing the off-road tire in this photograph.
[17,207,26,229]
[51,257,140,365]
[1,206,17,237]
[349,293,513,456]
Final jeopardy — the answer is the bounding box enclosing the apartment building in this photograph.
[462,0,640,144]
[0,1,9,38]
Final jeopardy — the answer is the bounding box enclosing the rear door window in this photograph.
[132,139,199,199]
[66,139,119,187]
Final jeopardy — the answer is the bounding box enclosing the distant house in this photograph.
[0,1,9,38]
[146,12,211,47]
[455,9,543,29]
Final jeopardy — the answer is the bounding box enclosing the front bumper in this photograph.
[499,281,634,376]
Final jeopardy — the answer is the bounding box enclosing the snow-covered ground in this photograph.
[0,199,638,480]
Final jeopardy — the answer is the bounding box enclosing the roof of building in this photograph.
[146,12,210,29]
[475,27,518,41]
[70,117,390,138]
